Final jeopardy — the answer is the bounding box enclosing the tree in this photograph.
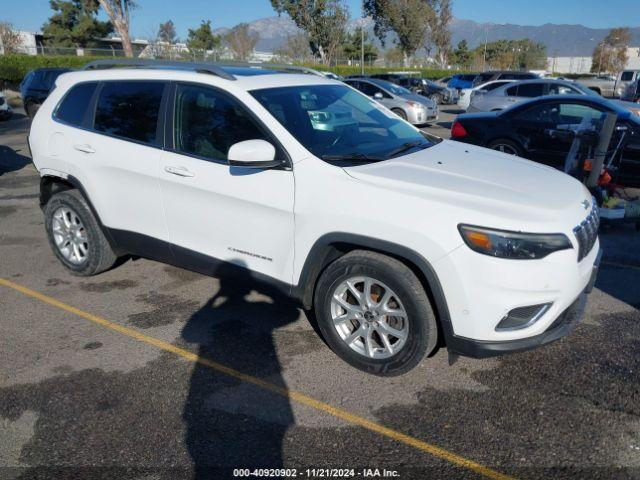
[472,38,546,70]
[364,0,434,65]
[274,33,313,62]
[157,20,177,43]
[591,27,631,73]
[96,0,135,57]
[224,23,259,61]
[342,27,378,63]
[450,39,471,68]
[0,22,23,54]
[427,0,452,67]
[186,20,221,60]
[41,0,112,49]
[270,0,349,66]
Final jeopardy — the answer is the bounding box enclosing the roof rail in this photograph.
[82,59,237,81]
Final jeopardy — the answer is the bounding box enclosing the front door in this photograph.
[159,82,295,284]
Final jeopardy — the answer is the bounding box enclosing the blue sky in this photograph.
[4,0,638,38]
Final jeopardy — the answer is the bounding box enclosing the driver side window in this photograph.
[173,83,268,162]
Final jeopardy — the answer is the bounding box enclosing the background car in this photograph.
[467,79,598,113]
[457,79,516,110]
[447,73,478,91]
[0,92,13,121]
[19,68,71,118]
[471,70,539,87]
[371,73,457,104]
[345,77,438,125]
[450,95,640,187]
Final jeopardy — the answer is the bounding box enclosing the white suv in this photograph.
[29,60,601,375]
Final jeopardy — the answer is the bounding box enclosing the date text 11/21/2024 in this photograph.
[232,468,400,477]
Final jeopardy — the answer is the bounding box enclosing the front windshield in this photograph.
[373,81,412,96]
[251,84,439,164]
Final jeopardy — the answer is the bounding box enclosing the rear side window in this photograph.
[515,83,545,97]
[55,82,98,127]
[484,81,509,91]
[621,71,634,81]
[94,81,165,145]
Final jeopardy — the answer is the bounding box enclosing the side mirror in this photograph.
[227,139,281,168]
[373,92,384,100]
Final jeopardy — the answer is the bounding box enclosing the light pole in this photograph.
[360,0,365,76]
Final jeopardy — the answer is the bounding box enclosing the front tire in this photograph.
[391,108,407,121]
[44,190,118,276]
[313,250,438,376]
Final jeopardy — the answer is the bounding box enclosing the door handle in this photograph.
[164,165,195,177]
[73,144,95,154]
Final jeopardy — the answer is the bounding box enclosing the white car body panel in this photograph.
[29,67,599,350]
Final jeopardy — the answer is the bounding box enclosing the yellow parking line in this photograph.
[0,277,514,480]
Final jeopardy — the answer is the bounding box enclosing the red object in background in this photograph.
[451,121,468,138]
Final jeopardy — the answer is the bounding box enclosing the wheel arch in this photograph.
[294,233,454,344]
[40,174,120,253]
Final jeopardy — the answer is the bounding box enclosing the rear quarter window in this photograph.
[54,82,98,127]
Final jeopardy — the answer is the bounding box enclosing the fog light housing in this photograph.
[496,303,552,331]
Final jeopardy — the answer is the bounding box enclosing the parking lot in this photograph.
[1,106,640,479]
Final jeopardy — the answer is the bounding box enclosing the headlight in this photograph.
[407,101,426,109]
[458,225,572,259]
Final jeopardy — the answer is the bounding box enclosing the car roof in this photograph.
[55,65,337,92]
[505,94,632,119]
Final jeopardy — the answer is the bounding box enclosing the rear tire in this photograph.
[313,250,438,376]
[391,108,407,121]
[44,190,118,276]
[488,138,523,157]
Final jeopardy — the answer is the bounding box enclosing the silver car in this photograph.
[345,78,438,125]
[467,79,598,113]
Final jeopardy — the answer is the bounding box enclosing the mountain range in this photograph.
[213,16,640,57]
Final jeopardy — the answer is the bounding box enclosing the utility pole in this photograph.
[482,25,488,72]
[360,0,365,76]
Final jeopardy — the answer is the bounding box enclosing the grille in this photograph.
[573,204,599,262]
[496,303,552,331]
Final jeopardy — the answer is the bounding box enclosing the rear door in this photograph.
[64,80,168,242]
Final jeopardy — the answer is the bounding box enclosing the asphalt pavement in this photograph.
[1,107,639,480]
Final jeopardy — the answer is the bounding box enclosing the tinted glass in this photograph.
[517,102,605,126]
[548,83,580,95]
[251,84,438,165]
[506,85,519,96]
[621,71,634,81]
[515,83,545,97]
[357,81,383,97]
[484,81,510,91]
[55,82,98,126]
[174,83,268,161]
[94,81,164,144]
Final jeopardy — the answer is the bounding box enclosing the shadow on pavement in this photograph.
[0,145,31,176]
[181,263,300,478]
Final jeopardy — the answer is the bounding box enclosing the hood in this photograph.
[343,141,590,228]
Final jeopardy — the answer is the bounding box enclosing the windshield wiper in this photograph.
[321,152,384,163]
[385,141,430,158]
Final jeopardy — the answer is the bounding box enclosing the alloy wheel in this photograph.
[330,276,409,359]
[51,207,89,265]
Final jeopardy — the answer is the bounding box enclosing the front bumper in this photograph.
[435,238,601,358]
[447,286,589,358]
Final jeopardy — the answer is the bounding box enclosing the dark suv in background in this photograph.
[20,68,71,118]
[370,74,457,104]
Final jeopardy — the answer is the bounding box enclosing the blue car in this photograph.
[447,74,478,91]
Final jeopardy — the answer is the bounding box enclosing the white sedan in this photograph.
[457,80,515,111]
